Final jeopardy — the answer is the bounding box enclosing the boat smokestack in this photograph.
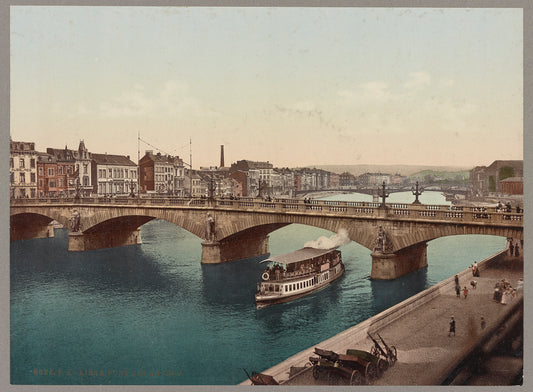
[220,145,225,167]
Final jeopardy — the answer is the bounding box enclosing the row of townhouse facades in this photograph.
[10,140,139,198]
[12,139,425,199]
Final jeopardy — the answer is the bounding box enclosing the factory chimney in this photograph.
[220,145,225,168]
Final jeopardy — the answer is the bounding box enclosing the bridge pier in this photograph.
[68,228,142,251]
[201,234,270,264]
[371,242,428,280]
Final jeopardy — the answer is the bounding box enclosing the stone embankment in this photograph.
[240,248,523,385]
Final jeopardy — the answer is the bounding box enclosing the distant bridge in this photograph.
[295,186,412,197]
[295,186,468,198]
[10,196,522,280]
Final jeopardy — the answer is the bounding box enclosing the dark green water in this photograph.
[10,192,506,384]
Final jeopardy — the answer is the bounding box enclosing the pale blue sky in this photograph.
[10,6,523,168]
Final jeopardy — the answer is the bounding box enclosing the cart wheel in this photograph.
[377,358,389,375]
[350,369,363,385]
[389,346,398,366]
[312,365,320,379]
[365,362,378,382]
[370,346,380,357]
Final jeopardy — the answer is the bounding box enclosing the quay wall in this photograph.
[241,247,509,385]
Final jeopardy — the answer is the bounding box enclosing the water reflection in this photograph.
[10,228,188,297]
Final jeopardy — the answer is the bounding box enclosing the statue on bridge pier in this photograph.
[373,225,393,253]
[69,209,81,232]
[205,212,216,243]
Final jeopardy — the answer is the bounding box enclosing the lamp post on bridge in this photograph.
[129,180,136,198]
[74,176,81,201]
[411,181,424,205]
[378,181,390,208]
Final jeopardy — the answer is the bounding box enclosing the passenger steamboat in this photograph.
[255,247,344,308]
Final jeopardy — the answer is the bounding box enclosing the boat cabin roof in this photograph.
[262,247,338,266]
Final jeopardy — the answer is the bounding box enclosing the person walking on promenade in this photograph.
[454,275,460,297]
[449,317,456,337]
[515,244,520,257]
[510,241,515,257]
[463,286,469,299]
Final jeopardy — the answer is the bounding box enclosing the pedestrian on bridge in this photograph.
[449,317,456,337]
[463,286,469,299]
[455,284,461,298]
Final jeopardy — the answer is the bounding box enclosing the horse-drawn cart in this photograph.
[368,332,398,367]
[309,347,379,385]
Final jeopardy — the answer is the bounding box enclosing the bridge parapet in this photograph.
[10,196,523,227]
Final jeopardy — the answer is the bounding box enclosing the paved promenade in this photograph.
[241,249,523,386]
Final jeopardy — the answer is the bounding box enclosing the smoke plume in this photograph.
[304,228,351,249]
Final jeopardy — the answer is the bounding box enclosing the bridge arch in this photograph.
[10,212,63,241]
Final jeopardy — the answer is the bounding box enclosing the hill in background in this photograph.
[308,164,473,177]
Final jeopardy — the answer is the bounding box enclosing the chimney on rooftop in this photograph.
[220,145,225,168]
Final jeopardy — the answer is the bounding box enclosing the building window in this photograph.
[30,159,35,168]
[39,179,43,187]
[58,166,63,175]
[49,180,56,188]
[30,173,36,183]
[48,168,54,176]
[19,172,25,183]
[10,158,13,168]
[38,167,43,176]
[20,158,25,168]
[84,164,88,174]
[59,178,63,187]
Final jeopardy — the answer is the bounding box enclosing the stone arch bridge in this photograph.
[10,197,523,280]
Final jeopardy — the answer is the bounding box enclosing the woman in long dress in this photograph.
[501,289,510,305]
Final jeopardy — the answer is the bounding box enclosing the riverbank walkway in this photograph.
[241,249,523,386]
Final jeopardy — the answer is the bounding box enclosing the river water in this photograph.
[10,192,506,385]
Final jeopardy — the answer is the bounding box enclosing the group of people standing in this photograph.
[508,238,522,258]
[496,201,521,213]
[493,278,517,305]
[454,273,472,299]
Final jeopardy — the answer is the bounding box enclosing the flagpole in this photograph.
[137,131,140,197]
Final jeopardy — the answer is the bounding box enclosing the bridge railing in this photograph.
[11,196,523,226]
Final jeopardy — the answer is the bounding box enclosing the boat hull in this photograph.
[255,262,345,309]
